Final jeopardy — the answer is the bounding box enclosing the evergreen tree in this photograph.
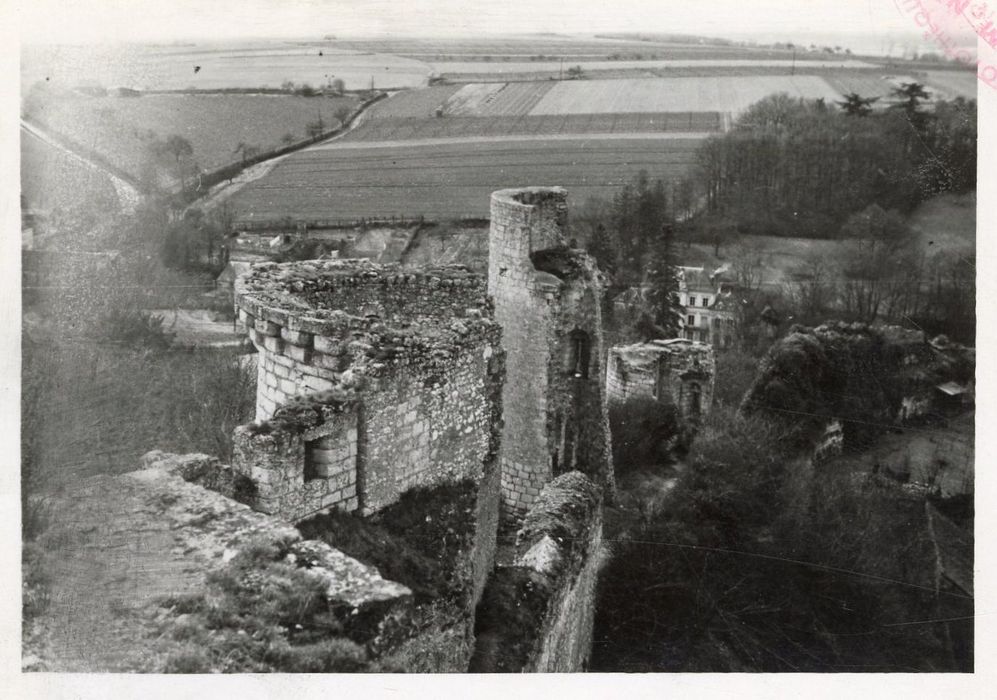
[644,223,683,338]
[890,82,930,131]
[586,222,619,277]
[836,92,878,117]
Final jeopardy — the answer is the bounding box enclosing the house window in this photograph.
[702,297,710,307]
[687,314,695,327]
[689,296,697,307]
[568,329,591,379]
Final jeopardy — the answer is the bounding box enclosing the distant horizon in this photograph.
[19,28,969,63]
[16,0,959,52]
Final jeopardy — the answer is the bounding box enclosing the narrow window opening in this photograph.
[568,329,591,379]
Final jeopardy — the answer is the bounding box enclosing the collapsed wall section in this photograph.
[488,188,613,521]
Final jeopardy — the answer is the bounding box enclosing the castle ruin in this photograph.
[488,187,614,519]
[232,260,504,522]
[606,338,716,425]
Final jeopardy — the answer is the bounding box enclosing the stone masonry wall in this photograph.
[469,472,604,672]
[232,260,503,523]
[606,339,716,424]
[488,189,565,519]
[359,343,503,515]
[544,265,614,498]
[232,404,360,522]
[488,188,613,521]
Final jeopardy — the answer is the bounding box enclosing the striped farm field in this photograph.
[923,70,978,100]
[366,85,463,118]
[528,76,842,116]
[228,138,701,223]
[340,112,721,142]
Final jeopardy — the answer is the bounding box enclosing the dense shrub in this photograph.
[101,308,175,350]
[608,397,681,473]
[592,404,970,672]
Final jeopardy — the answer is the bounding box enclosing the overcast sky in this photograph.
[16,0,924,45]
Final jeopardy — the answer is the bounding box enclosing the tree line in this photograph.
[697,87,976,238]
[577,85,977,346]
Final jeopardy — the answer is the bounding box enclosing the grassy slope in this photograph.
[26,93,360,182]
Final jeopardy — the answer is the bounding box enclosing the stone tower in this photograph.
[488,187,613,520]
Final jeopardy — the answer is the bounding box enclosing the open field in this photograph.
[432,58,878,78]
[228,138,701,223]
[371,85,464,118]
[329,36,813,62]
[22,41,430,91]
[25,93,360,183]
[821,73,921,100]
[677,192,976,289]
[365,82,555,120]
[922,70,978,99]
[529,76,843,115]
[907,192,976,257]
[21,129,120,214]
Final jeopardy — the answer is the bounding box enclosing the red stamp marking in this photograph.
[894,0,997,89]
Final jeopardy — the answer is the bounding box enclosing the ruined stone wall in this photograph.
[232,404,361,522]
[233,260,502,523]
[359,344,502,515]
[488,188,613,520]
[544,266,614,495]
[237,261,490,422]
[469,472,604,672]
[606,339,716,424]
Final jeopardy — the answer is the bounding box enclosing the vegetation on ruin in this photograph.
[154,540,368,673]
[298,480,479,602]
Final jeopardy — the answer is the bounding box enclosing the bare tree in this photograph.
[158,135,194,191]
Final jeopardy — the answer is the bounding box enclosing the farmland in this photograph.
[922,70,978,99]
[227,138,701,223]
[341,113,722,142]
[529,76,843,116]
[431,58,878,80]
[23,93,360,185]
[330,35,845,63]
[340,80,723,142]
[21,41,431,91]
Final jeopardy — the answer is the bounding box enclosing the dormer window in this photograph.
[568,329,591,379]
